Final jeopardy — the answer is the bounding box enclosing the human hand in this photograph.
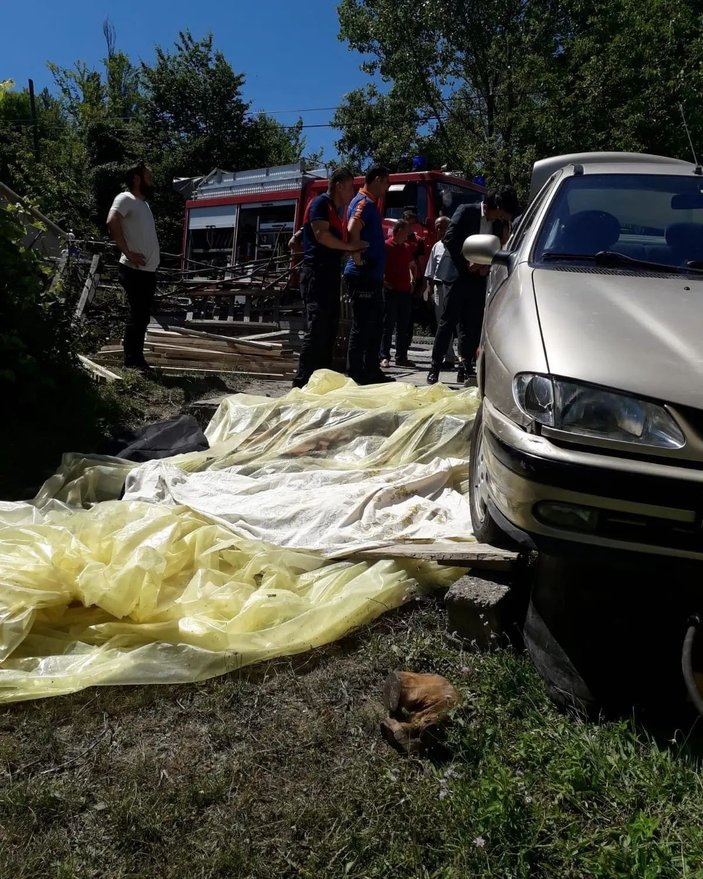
[467,262,489,277]
[348,240,370,252]
[127,250,146,266]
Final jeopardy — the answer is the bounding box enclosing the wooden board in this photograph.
[237,329,291,341]
[144,341,287,361]
[185,320,280,335]
[77,354,123,383]
[149,326,290,354]
[143,355,297,375]
[155,366,295,379]
[345,542,520,572]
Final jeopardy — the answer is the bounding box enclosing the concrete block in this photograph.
[445,573,514,650]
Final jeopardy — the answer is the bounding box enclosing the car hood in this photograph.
[532,267,703,409]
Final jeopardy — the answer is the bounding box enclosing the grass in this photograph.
[1,598,703,879]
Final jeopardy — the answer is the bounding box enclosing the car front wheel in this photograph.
[469,403,510,546]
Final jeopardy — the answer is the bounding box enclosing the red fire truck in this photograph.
[178,162,485,273]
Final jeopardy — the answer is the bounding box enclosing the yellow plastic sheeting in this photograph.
[0,372,477,702]
[201,369,478,473]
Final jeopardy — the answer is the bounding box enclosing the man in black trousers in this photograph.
[107,163,160,372]
[292,167,368,388]
[427,186,519,385]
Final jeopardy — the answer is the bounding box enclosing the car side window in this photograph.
[507,174,558,252]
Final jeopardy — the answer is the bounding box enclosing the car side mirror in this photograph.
[462,234,510,266]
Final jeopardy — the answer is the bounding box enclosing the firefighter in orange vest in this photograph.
[292,168,368,388]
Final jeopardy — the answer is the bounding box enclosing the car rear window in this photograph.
[533,173,703,268]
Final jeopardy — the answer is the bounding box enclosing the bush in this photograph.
[0,203,115,498]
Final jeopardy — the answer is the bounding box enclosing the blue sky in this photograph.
[2,0,375,161]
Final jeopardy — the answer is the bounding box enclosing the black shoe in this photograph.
[456,363,467,383]
[364,371,397,384]
[426,367,440,385]
[395,357,417,368]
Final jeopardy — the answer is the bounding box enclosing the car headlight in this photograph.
[514,374,685,449]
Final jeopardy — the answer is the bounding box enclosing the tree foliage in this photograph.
[335,0,703,190]
[136,31,303,252]
[0,25,306,251]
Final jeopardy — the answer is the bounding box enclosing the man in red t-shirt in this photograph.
[380,219,417,368]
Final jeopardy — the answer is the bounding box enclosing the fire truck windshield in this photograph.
[434,181,483,219]
[383,181,427,223]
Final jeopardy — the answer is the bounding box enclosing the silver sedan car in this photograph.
[464,151,703,561]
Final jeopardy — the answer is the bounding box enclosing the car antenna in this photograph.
[678,103,703,175]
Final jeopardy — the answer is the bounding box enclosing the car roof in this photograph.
[530,152,697,200]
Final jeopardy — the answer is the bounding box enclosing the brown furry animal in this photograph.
[381,671,461,756]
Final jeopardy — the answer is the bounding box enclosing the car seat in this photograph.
[558,210,621,255]
[665,222,703,265]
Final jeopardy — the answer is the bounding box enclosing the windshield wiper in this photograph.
[594,251,703,273]
[542,252,596,261]
[541,250,703,274]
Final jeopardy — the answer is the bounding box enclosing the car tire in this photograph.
[469,403,511,546]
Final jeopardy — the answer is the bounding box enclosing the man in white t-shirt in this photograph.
[107,163,160,371]
[424,215,458,367]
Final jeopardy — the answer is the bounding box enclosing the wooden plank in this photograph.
[78,354,123,382]
[155,365,295,378]
[144,338,290,363]
[151,325,287,353]
[346,542,520,572]
[236,329,290,342]
[185,320,280,335]
[146,339,291,359]
[143,354,298,374]
[146,341,290,361]
[74,253,101,318]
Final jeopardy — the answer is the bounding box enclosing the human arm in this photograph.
[311,219,368,253]
[443,205,473,273]
[107,208,145,266]
[288,228,304,250]
[347,216,365,266]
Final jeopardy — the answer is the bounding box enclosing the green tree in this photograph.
[333,84,422,169]
[47,19,142,232]
[0,80,88,232]
[335,0,703,191]
[137,30,304,252]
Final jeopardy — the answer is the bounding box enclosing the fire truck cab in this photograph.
[179,161,485,274]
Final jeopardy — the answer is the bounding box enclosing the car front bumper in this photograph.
[482,398,703,561]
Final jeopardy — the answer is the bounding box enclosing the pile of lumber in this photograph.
[142,326,298,377]
[94,325,298,378]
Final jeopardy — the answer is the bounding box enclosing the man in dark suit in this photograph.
[427,186,519,385]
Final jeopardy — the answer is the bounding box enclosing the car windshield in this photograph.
[533,173,703,270]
